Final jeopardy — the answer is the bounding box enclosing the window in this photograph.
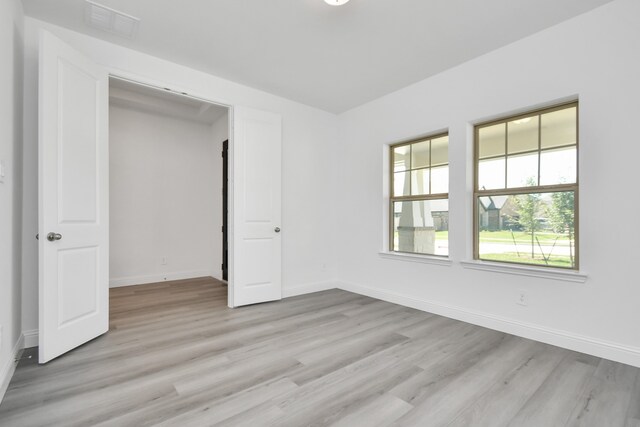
[474,102,578,269]
[390,134,449,256]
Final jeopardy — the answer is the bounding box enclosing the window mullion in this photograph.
[504,122,508,189]
[476,183,577,197]
[428,139,432,195]
[537,112,542,186]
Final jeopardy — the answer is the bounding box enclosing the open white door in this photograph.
[231,106,282,307]
[38,31,109,363]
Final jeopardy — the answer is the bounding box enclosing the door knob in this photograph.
[274,227,281,233]
[47,232,63,242]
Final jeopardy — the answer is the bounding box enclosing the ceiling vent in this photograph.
[85,1,140,39]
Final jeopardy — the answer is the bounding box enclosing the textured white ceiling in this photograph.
[23,0,616,113]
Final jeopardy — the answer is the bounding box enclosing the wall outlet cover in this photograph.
[517,290,528,306]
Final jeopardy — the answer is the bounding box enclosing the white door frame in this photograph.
[107,73,239,308]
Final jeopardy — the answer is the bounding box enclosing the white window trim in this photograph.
[461,259,587,283]
[379,251,453,266]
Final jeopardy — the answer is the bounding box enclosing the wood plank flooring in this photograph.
[1,277,638,426]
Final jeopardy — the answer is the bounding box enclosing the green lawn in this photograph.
[394,231,449,240]
[480,252,574,268]
[436,230,571,244]
[479,230,571,244]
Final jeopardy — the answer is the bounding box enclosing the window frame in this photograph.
[473,101,579,270]
[389,132,450,257]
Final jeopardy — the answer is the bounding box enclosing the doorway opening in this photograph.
[108,77,230,302]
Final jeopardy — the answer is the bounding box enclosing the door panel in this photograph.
[39,31,109,363]
[231,107,282,307]
[58,247,98,327]
[58,59,99,223]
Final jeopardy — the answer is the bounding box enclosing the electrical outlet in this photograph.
[0,159,6,183]
[161,257,167,265]
[517,290,528,306]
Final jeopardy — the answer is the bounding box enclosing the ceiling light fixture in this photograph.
[324,0,350,5]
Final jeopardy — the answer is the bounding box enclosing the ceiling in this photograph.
[23,0,616,113]
[109,78,228,125]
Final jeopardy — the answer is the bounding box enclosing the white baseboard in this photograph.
[283,281,337,298]
[337,280,640,368]
[0,334,24,405]
[109,270,217,288]
[23,329,38,349]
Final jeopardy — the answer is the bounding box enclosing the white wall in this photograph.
[0,0,24,400]
[109,104,224,287]
[21,19,339,335]
[336,0,640,367]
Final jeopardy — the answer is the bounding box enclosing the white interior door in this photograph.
[38,31,109,363]
[231,106,282,307]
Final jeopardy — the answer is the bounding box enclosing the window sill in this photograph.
[460,260,587,283]
[379,251,453,266]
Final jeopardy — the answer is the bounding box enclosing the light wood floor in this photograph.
[1,278,638,426]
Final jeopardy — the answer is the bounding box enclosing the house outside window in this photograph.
[474,102,579,269]
[390,134,449,257]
